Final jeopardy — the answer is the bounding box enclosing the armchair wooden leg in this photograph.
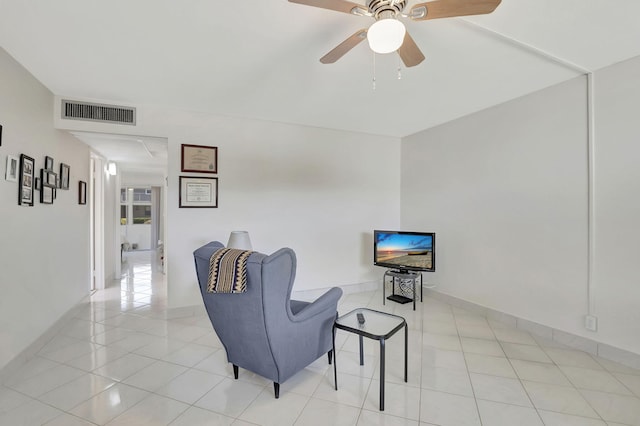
[328,350,333,365]
[233,364,239,380]
[274,382,280,399]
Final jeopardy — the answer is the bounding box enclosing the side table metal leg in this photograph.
[412,277,416,311]
[404,324,408,382]
[333,325,338,390]
[383,273,386,305]
[359,335,364,366]
[380,338,386,411]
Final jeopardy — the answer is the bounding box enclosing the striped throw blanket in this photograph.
[207,248,253,293]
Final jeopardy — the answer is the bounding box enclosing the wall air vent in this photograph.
[62,100,136,125]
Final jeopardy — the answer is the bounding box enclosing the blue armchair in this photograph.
[193,241,343,398]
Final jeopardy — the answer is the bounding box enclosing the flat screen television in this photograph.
[374,230,435,273]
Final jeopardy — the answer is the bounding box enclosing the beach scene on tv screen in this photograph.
[376,233,433,269]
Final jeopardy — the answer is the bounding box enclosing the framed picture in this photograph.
[5,155,19,181]
[0,124,3,147]
[179,176,218,208]
[43,170,57,187]
[41,185,54,204]
[35,177,41,191]
[19,154,35,206]
[78,180,87,205]
[181,144,218,174]
[60,163,70,190]
[45,156,54,170]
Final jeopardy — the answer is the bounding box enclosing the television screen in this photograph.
[374,230,435,272]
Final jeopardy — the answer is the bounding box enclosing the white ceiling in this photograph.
[2,0,640,166]
[69,132,168,175]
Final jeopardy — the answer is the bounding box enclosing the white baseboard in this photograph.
[291,280,379,301]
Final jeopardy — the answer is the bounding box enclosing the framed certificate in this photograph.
[181,144,218,174]
[179,176,218,208]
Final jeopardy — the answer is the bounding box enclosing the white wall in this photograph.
[121,171,165,187]
[166,115,401,308]
[52,101,401,309]
[0,48,90,369]
[402,66,640,355]
[592,56,640,354]
[103,167,118,283]
[123,224,151,250]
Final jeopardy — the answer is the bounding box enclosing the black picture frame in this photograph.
[79,180,87,205]
[42,169,57,187]
[19,154,35,206]
[41,185,54,204]
[178,176,218,208]
[5,155,19,182]
[44,156,54,170]
[181,144,218,174]
[0,124,3,147]
[60,163,70,190]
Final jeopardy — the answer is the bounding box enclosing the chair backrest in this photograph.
[193,241,297,382]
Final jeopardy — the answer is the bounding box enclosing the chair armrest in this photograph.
[290,287,342,322]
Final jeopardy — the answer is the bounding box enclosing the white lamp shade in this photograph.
[227,231,252,250]
[367,18,406,54]
[108,162,117,175]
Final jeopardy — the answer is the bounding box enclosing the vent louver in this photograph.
[62,100,136,125]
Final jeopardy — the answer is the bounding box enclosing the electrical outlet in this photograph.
[585,315,598,332]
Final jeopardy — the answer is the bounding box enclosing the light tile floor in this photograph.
[2,250,640,425]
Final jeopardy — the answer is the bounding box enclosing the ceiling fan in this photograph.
[289,0,502,67]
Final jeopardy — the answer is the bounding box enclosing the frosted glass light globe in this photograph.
[367,19,406,54]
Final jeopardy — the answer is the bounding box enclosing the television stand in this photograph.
[386,294,413,304]
[383,270,422,311]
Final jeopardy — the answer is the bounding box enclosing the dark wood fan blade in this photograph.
[410,0,501,21]
[320,29,367,64]
[288,0,366,15]
[398,32,425,67]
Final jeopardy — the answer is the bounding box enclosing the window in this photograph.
[120,205,127,225]
[121,186,152,225]
[132,205,152,224]
[132,188,152,202]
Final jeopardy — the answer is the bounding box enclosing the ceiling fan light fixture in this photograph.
[367,18,406,54]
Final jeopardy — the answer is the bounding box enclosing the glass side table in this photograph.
[333,308,407,411]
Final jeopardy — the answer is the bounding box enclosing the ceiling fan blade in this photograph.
[398,32,425,67]
[288,0,367,15]
[320,29,367,64]
[410,0,501,21]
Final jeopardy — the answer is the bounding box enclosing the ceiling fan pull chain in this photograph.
[397,56,402,80]
[372,52,377,91]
